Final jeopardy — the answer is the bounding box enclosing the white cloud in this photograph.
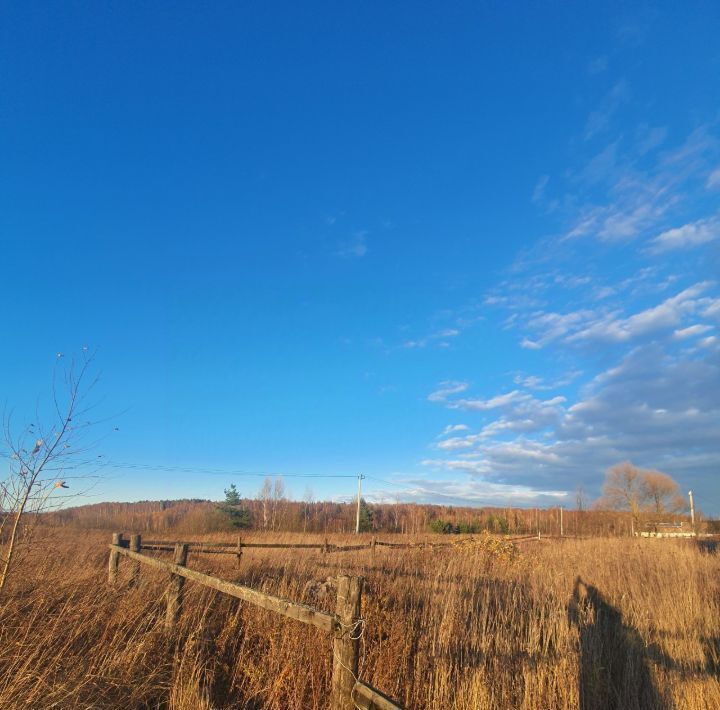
[648,216,720,253]
[403,328,460,349]
[588,56,608,75]
[673,324,713,340]
[635,125,668,156]
[428,381,469,403]
[522,309,597,348]
[556,126,720,247]
[416,124,720,508]
[439,424,469,436]
[436,435,480,450]
[427,342,720,495]
[514,374,544,389]
[433,391,567,450]
[584,80,630,141]
[513,371,582,390]
[702,299,720,321]
[451,390,528,411]
[532,175,549,204]
[510,283,715,349]
[708,168,720,190]
[567,283,711,343]
[336,231,368,258]
[380,473,569,504]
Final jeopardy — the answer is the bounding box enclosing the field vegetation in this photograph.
[41,494,703,537]
[0,529,717,709]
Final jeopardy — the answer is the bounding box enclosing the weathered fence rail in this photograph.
[107,533,402,710]
[353,680,402,710]
[139,533,530,557]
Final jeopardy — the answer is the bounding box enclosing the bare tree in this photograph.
[302,485,314,533]
[259,478,272,531]
[640,470,686,514]
[575,486,587,536]
[600,462,644,524]
[599,461,686,531]
[575,486,587,512]
[1,352,102,592]
[271,477,285,531]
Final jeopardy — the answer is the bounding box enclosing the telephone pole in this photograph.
[688,490,696,534]
[355,474,365,534]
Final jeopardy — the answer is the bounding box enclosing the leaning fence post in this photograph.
[165,542,189,631]
[331,575,364,710]
[108,532,123,585]
[129,534,141,586]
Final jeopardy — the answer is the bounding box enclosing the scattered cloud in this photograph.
[648,216,720,253]
[506,282,717,350]
[635,125,668,156]
[584,80,630,141]
[336,231,368,258]
[428,381,469,403]
[417,119,720,506]
[708,168,720,190]
[427,340,720,494]
[403,328,460,349]
[368,475,568,505]
[439,424,469,436]
[531,175,550,205]
[588,55,608,75]
[443,389,529,412]
[556,125,720,247]
[513,371,582,390]
[673,324,714,340]
[566,283,712,344]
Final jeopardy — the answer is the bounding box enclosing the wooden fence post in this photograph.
[331,575,364,710]
[236,536,243,568]
[165,543,189,631]
[108,532,123,585]
[130,534,141,586]
[371,537,376,555]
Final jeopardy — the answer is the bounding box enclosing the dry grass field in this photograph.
[0,531,717,709]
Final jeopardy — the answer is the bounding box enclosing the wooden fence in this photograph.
[139,533,536,558]
[107,533,401,710]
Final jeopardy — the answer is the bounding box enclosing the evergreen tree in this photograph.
[224,484,241,506]
[217,484,251,529]
[358,498,374,532]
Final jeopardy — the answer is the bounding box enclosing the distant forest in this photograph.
[42,496,703,537]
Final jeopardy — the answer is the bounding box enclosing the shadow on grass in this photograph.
[569,577,672,710]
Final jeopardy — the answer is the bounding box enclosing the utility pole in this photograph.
[355,474,365,534]
[688,490,696,534]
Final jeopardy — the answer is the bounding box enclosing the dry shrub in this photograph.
[0,531,717,709]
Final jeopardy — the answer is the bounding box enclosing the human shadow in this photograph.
[568,577,672,710]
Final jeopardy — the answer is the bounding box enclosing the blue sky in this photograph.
[2,2,719,513]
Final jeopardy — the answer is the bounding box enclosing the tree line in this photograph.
[42,464,707,536]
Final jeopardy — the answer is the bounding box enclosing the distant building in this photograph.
[637,521,696,538]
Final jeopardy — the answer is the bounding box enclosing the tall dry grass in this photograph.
[0,531,717,709]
